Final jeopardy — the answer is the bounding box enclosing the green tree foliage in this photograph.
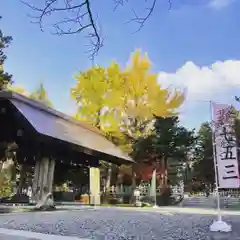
[6,82,53,108]
[133,116,196,164]
[6,84,29,95]
[30,83,53,108]
[0,173,12,197]
[0,16,13,89]
[132,116,196,186]
[0,163,13,198]
[191,122,215,185]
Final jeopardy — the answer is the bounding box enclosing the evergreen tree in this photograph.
[132,116,196,186]
[30,82,53,108]
[191,122,215,186]
[0,16,13,89]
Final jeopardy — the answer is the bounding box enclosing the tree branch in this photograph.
[127,0,157,33]
[21,0,102,59]
[126,0,172,33]
[20,0,172,59]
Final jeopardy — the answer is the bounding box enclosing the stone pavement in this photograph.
[0,228,88,240]
[0,207,240,239]
[0,234,32,240]
[180,196,240,210]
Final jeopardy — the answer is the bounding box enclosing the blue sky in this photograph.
[2,0,240,130]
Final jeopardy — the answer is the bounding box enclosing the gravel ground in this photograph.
[0,208,240,240]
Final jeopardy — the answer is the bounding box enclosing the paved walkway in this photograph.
[0,205,93,215]
[97,206,240,215]
[0,228,89,240]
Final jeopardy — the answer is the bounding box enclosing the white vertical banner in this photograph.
[150,169,156,199]
[212,103,239,189]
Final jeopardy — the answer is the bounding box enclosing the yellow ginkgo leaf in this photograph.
[72,49,185,142]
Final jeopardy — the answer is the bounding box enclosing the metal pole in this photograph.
[209,101,222,221]
[154,171,157,206]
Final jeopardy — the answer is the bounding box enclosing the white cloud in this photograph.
[158,60,240,102]
[209,0,235,9]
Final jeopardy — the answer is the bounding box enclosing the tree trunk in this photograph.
[106,166,112,190]
[164,158,168,187]
[105,163,119,190]
[17,164,27,194]
[132,165,136,188]
[0,161,4,185]
[161,157,168,187]
[0,161,3,172]
[130,164,136,204]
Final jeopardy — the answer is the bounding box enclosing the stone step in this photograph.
[181,197,240,208]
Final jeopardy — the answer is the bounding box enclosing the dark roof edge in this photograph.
[0,90,104,136]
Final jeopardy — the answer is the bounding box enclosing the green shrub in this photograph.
[0,172,12,198]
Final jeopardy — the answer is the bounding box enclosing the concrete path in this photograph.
[0,228,89,239]
[97,205,240,216]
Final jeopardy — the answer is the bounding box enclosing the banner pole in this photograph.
[209,101,231,232]
[210,101,222,222]
[154,169,157,207]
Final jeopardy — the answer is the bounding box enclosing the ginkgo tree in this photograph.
[72,63,125,188]
[71,49,185,188]
[72,49,184,144]
[72,65,122,131]
[118,50,184,140]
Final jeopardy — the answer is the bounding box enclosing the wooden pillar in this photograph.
[37,158,45,200]
[35,157,55,201]
[47,158,55,193]
[41,157,49,194]
[31,153,56,209]
[89,167,100,205]
[32,160,40,202]
[18,164,27,194]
